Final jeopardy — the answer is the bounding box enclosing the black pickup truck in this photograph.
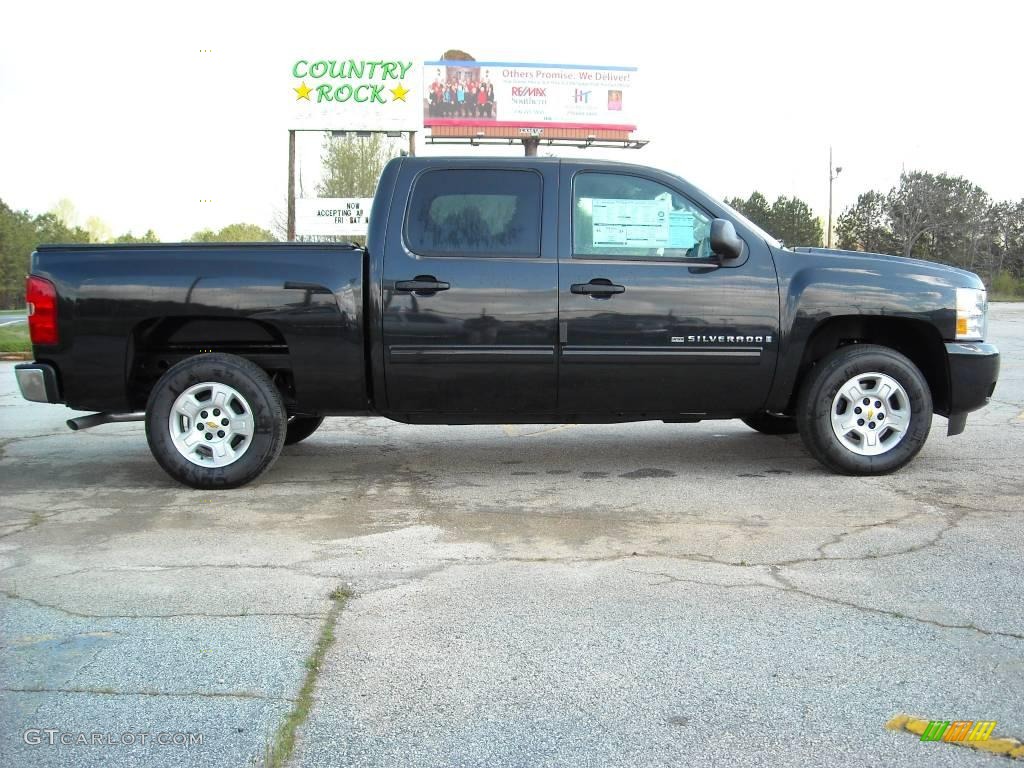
[16,157,999,488]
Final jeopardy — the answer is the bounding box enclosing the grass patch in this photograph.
[0,323,30,354]
[990,293,1024,302]
[264,586,352,768]
[0,308,25,315]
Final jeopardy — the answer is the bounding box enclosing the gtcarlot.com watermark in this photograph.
[24,729,203,747]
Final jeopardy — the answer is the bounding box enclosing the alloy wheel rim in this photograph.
[830,371,911,456]
[168,382,254,467]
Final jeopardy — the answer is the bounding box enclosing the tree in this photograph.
[318,133,398,198]
[189,223,275,242]
[50,198,79,229]
[0,200,89,308]
[84,215,112,244]
[835,173,1024,292]
[836,190,898,254]
[113,230,159,243]
[768,196,823,248]
[726,191,822,247]
[725,192,771,233]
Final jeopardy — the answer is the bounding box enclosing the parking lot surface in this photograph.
[1,304,1022,767]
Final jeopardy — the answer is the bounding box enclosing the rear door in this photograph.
[381,161,559,417]
[557,164,780,418]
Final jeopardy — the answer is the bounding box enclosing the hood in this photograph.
[790,246,983,287]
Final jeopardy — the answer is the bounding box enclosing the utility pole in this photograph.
[287,130,296,242]
[827,146,842,249]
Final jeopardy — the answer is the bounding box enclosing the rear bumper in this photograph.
[15,363,62,404]
[945,342,999,434]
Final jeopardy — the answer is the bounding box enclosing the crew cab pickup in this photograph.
[16,157,1000,488]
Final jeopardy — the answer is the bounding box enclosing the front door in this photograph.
[557,165,780,418]
[382,162,559,417]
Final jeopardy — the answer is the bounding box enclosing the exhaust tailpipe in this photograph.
[67,411,146,431]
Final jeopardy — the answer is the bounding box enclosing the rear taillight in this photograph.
[26,276,58,345]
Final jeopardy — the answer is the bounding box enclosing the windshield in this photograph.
[717,199,784,249]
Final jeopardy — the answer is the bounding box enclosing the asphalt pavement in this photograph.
[1,304,1021,767]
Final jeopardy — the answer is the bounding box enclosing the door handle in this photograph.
[395,275,450,295]
[571,278,625,297]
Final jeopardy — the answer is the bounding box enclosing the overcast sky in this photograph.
[1,0,1020,240]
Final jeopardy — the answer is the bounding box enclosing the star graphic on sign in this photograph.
[390,83,409,102]
[294,81,312,101]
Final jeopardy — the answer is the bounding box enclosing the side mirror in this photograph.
[710,219,744,260]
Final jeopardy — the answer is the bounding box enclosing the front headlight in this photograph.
[955,287,988,341]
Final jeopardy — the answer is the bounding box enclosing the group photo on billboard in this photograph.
[424,60,637,131]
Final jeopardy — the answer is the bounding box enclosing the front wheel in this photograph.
[145,353,287,489]
[796,344,932,475]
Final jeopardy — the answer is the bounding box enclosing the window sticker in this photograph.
[668,210,696,249]
[589,198,670,248]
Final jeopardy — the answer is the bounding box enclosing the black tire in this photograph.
[742,413,798,435]
[796,344,932,475]
[285,416,324,445]
[145,353,287,489]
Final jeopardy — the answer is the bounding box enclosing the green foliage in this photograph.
[0,199,89,309]
[726,191,822,247]
[113,229,159,243]
[0,322,31,354]
[769,196,823,248]
[991,271,1024,299]
[837,190,898,254]
[836,173,1024,286]
[189,223,276,242]
[725,192,771,232]
[318,134,398,198]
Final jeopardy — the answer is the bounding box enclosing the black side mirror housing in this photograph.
[710,219,744,260]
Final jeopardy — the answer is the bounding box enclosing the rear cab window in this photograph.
[405,169,542,257]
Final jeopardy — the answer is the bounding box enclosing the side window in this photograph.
[406,169,542,257]
[573,172,713,260]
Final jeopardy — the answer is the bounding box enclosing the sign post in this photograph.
[287,130,296,241]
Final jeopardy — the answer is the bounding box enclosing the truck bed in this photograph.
[31,242,368,414]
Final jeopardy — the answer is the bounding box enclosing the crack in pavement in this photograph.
[1,686,294,702]
[626,566,1024,641]
[0,590,323,621]
[0,510,65,540]
[767,569,1024,642]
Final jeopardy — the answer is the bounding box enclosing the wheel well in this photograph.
[127,317,294,410]
[793,316,949,414]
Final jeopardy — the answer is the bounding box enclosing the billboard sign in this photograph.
[289,58,420,130]
[295,198,373,237]
[423,60,637,131]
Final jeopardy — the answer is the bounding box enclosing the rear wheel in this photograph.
[145,353,287,489]
[796,344,932,475]
[285,416,324,445]
[742,413,798,435]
